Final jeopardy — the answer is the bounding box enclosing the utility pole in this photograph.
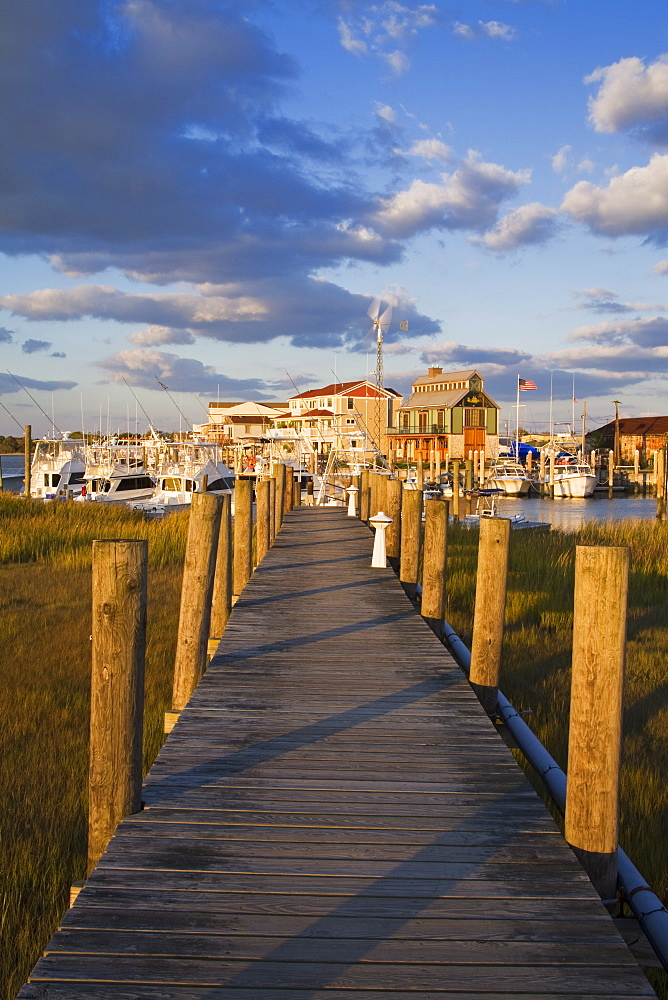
[613,400,621,467]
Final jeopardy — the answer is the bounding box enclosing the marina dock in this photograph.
[20,507,655,999]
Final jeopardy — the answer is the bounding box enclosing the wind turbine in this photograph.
[367,296,393,395]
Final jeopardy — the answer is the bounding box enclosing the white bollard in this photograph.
[346,485,359,517]
[369,511,392,568]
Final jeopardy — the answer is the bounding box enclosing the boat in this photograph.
[460,489,527,524]
[75,466,156,503]
[550,456,597,498]
[131,441,235,514]
[486,461,532,496]
[30,435,87,499]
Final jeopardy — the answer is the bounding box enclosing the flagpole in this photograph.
[516,374,520,460]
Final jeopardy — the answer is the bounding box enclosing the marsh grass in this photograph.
[1,496,187,997]
[447,519,668,996]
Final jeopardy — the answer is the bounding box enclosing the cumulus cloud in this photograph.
[0,327,13,343]
[552,145,572,173]
[453,20,515,41]
[51,351,66,358]
[0,373,76,396]
[569,315,668,348]
[129,325,196,346]
[22,339,52,354]
[372,153,531,237]
[95,349,281,397]
[405,139,453,162]
[573,288,668,314]
[474,202,558,251]
[1,281,440,351]
[653,260,668,274]
[337,18,368,56]
[586,55,668,141]
[561,153,668,236]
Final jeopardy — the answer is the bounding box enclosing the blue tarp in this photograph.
[508,441,540,461]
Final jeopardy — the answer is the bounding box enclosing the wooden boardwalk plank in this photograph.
[19,507,655,998]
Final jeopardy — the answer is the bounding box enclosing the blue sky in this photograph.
[2,0,668,437]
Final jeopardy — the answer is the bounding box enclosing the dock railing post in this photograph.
[89,539,147,873]
[293,478,301,507]
[269,476,276,542]
[420,498,448,637]
[255,479,271,566]
[385,478,403,567]
[273,463,285,530]
[172,493,222,714]
[565,544,629,900]
[208,493,232,661]
[360,469,370,523]
[451,461,460,519]
[233,477,253,599]
[400,487,422,600]
[416,457,424,490]
[656,447,666,520]
[284,466,294,513]
[468,517,511,716]
[24,424,31,498]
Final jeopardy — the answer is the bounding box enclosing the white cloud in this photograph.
[586,54,668,136]
[452,20,515,41]
[96,349,278,396]
[653,260,668,275]
[475,202,558,252]
[577,157,595,173]
[561,153,668,235]
[405,139,453,162]
[375,103,397,125]
[568,315,668,348]
[381,49,410,76]
[372,153,531,237]
[552,145,572,173]
[337,18,368,56]
[128,325,196,346]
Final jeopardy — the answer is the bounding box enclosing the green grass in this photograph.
[446,519,668,996]
[0,496,188,998]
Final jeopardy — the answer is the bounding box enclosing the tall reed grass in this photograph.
[1,496,188,998]
[447,518,668,996]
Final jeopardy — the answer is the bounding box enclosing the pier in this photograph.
[20,506,655,998]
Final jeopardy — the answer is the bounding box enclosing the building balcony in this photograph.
[387,425,448,436]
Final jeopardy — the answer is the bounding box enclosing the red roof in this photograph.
[290,380,400,400]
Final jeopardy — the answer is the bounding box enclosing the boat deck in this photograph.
[19,507,655,999]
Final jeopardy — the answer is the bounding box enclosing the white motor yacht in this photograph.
[487,461,532,496]
[30,435,87,499]
[550,456,597,498]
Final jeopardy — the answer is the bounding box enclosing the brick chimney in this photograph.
[428,366,443,377]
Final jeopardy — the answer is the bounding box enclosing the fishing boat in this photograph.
[75,466,156,503]
[131,441,235,514]
[486,461,532,496]
[30,435,87,499]
[550,456,597,498]
[460,489,526,524]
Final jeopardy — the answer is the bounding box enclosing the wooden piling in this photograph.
[451,461,460,519]
[24,424,31,498]
[172,493,222,713]
[269,476,276,543]
[88,539,147,873]
[468,517,511,716]
[421,498,448,636]
[416,459,424,490]
[274,463,285,530]
[360,469,370,523]
[233,478,253,597]
[209,493,232,647]
[284,466,294,514]
[565,544,629,900]
[385,478,403,565]
[293,479,301,507]
[400,488,422,599]
[464,459,473,491]
[656,447,666,520]
[255,479,271,565]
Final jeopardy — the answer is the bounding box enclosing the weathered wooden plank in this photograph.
[26,955,653,994]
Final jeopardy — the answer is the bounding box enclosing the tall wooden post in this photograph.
[284,466,294,513]
[274,463,286,529]
[88,539,147,873]
[608,450,614,497]
[172,494,222,713]
[293,478,301,506]
[233,478,253,598]
[656,447,666,520]
[24,424,31,498]
[421,498,448,636]
[416,457,424,489]
[209,493,232,649]
[269,476,276,543]
[451,461,460,519]
[565,545,629,899]
[255,479,271,566]
[360,469,370,523]
[468,517,511,716]
[464,459,473,491]
[400,488,422,599]
[374,474,387,516]
[385,478,403,566]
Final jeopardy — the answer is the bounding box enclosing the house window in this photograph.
[418,411,428,431]
[401,412,410,429]
[346,418,355,425]
[437,410,445,429]
[244,424,251,434]
[326,398,332,407]
[347,398,354,409]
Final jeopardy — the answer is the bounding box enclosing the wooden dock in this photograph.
[20,507,655,999]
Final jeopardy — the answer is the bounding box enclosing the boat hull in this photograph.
[552,474,597,498]
[489,476,531,496]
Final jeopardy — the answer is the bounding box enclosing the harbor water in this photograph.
[493,492,660,530]
[0,454,24,491]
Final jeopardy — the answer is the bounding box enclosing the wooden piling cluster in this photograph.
[354,476,631,900]
[87,464,293,875]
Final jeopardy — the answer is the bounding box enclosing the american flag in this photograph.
[518,377,537,390]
